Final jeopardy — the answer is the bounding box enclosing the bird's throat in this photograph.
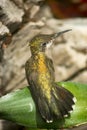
[37,53,47,73]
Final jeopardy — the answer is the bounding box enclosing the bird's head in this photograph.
[29,29,71,55]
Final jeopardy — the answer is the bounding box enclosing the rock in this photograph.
[0,22,11,62]
[72,70,87,83]
[51,43,87,81]
[0,0,24,33]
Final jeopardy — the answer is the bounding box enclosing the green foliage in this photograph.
[0,82,87,129]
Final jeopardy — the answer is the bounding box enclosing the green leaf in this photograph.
[0,82,87,129]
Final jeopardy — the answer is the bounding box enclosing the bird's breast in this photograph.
[36,53,51,100]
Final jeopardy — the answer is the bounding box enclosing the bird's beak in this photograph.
[52,29,72,39]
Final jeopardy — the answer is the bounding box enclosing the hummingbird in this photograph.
[25,29,75,123]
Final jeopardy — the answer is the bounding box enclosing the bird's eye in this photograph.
[42,43,47,46]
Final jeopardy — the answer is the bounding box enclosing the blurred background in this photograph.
[0,0,87,130]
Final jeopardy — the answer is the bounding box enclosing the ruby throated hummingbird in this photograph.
[25,29,76,123]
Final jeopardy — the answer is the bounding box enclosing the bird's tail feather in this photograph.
[38,96,53,123]
[37,84,76,123]
[51,85,75,118]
